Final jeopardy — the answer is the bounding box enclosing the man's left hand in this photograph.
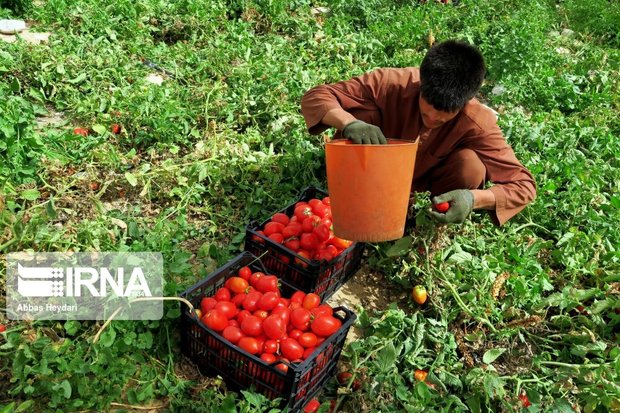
[430,189,474,224]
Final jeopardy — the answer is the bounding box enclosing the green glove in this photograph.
[342,120,387,144]
[429,189,474,224]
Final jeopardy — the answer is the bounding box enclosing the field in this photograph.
[1,0,619,412]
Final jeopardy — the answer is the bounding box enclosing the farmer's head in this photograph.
[419,40,486,129]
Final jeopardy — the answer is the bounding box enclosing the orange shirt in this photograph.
[301,67,536,225]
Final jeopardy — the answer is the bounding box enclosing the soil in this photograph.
[327,263,409,343]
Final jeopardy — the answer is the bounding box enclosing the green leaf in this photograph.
[125,172,138,187]
[0,403,16,413]
[20,189,40,201]
[45,197,57,219]
[376,342,397,373]
[483,348,506,364]
[91,124,106,135]
[98,327,116,347]
[68,73,87,84]
[64,320,80,336]
[386,236,412,257]
[53,380,72,398]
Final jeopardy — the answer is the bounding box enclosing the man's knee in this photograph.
[449,149,486,188]
[429,149,486,194]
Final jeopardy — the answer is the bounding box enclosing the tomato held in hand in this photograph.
[433,202,450,213]
[412,285,427,305]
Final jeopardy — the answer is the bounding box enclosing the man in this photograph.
[301,40,536,225]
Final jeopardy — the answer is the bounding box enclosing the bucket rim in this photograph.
[326,137,419,146]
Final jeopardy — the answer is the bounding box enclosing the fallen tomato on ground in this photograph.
[412,285,427,305]
[73,127,89,136]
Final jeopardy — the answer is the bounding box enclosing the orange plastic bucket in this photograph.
[325,138,419,242]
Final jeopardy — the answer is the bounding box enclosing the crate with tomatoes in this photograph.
[245,187,365,300]
[180,252,356,412]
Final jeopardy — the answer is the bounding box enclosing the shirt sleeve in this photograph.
[463,123,537,225]
[300,69,390,135]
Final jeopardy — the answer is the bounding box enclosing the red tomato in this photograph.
[281,338,304,360]
[73,127,89,136]
[295,250,311,268]
[251,230,266,244]
[519,392,532,408]
[238,266,252,280]
[228,277,249,294]
[260,353,277,364]
[238,337,261,355]
[294,205,313,222]
[308,199,322,208]
[214,287,231,302]
[300,233,319,251]
[275,359,289,373]
[249,271,264,287]
[241,315,263,336]
[263,315,286,340]
[303,398,321,413]
[288,301,302,312]
[311,304,333,318]
[284,238,300,251]
[337,372,361,391]
[298,332,318,348]
[111,123,122,134]
[302,216,322,233]
[314,248,334,262]
[222,326,243,344]
[202,310,228,332]
[264,221,285,236]
[263,339,279,354]
[289,291,305,305]
[312,203,330,219]
[288,329,303,340]
[232,293,247,307]
[330,237,353,250]
[253,310,269,320]
[311,316,342,337]
[272,212,290,226]
[295,201,309,209]
[282,222,302,238]
[257,291,279,311]
[243,292,263,312]
[302,293,321,310]
[268,233,284,244]
[302,346,316,360]
[433,202,450,213]
[414,369,428,381]
[236,309,251,324]
[214,301,237,319]
[200,297,217,313]
[271,306,291,325]
[228,319,239,327]
[255,275,279,293]
[322,196,330,206]
[291,308,312,331]
[313,223,331,242]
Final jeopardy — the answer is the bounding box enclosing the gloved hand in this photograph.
[429,189,474,224]
[342,120,387,144]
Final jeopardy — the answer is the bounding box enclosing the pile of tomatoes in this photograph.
[195,265,343,372]
[252,197,353,264]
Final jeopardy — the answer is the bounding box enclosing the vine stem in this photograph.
[92,297,196,345]
[436,274,498,333]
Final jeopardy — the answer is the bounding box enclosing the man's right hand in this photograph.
[342,120,387,144]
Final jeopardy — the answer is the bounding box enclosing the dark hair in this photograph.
[419,40,486,112]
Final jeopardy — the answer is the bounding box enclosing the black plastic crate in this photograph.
[179,251,357,413]
[244,186,365,300]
